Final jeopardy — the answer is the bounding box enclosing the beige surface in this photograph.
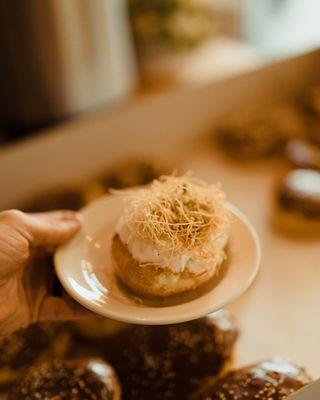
[182,146,320,378]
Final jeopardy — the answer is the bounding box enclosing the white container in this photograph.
[0,0,136,127]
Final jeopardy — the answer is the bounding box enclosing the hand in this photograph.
[0,209,92,335]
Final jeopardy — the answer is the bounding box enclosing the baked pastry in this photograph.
[8,358,121,400]
[192,358,311,400]
[216,105,306,160]
[285,139,320,171]
[112,175,231,297]
[23,187,86,212]
[274,169,320,236]
[105,310,238,400]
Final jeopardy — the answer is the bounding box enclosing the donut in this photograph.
[274,169,320,236]
[192,358,311,400]
[105,311,238,400]
[301,84,320,117]
[0,323,70,388]
[99,160,166,190]
[23,187,86,212]
[71,318,127,343]
[68,318,128,358]
[112,175,231,297]
[216,106,306,160]
[8,358,121,400]
[285,139,320,171]
[310,121,320,148]
[85,159,167,203]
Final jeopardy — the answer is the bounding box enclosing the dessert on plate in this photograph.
[193,358,311,400]
[112,175,231,297]
[105,310,238,400]
[8,358,121,400]
[274,169,320,236]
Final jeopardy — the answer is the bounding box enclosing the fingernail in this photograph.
[62,218,81,227]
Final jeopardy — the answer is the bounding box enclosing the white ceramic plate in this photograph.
[55,195,261,324]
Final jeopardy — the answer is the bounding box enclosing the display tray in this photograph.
[0,49,319,384]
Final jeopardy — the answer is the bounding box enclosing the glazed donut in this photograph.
[105,310,238,400]
[192,358,311,400]
[216,106,306,160]
[0,323,70,388]
[22,187,86,212]
[8,358,121,400]
[274,169,320,236]
[84,159,168,203]
[68,318,128,358]
[285,140,320,171]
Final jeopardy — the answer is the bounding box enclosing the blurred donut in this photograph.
[98,159,165,189]
[71,318,127,342]
[105,310,238,400]
[301,84,320,117]
[216,105,306,160]
[309,121,320,148]
[0,322,71,388]
[274,169,320,236]
[85,159,168,203]
[192,358,311,400]
[8,358,121,400]
[285,139,320,171]
[68,318,128,357]
[22,187,86,212]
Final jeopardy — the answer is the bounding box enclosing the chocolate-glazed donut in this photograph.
[274,169,320,236]
[0,323,66,388]
[84,160,168,203]
[277,169,320,218]
[68,318,128,358]
[86,159,166,202]
[105,310,238,400]
[99,160,166,190]
[193,358,311,400]
[216,106,306,160]
[22,187,86,212]
[301,85,320,117]
[285,140,320,171]
[8,358,121,400]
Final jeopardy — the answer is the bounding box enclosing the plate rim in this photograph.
[55,196,261,324]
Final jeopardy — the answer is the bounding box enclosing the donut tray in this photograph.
[0,49,319,384]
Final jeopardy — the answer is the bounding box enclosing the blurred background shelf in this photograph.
[0,0,319,144]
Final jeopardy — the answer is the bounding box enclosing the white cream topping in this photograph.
[286,169,320,199]
[116,218,228,275]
